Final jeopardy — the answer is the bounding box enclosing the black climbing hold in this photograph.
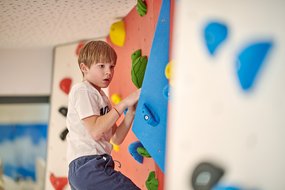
[58,106,68,117]
[60,128,69,141]
[191,161,224,190]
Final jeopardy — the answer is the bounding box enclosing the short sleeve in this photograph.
[74,89,101,119]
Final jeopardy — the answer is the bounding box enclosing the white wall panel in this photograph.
[0,48,53,96]
[166,1,285,189]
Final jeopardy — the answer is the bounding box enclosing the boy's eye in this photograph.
[99,65,104,68]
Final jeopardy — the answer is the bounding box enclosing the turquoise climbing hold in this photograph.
[236,41,273,91]
[213,185,242,190]
[204,21,228,56]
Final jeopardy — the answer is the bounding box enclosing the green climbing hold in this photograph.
[131,50,148,88]
[137,146,151,158]
[145,171,158,190]
[131,49,142,62]
[136,0,147,17]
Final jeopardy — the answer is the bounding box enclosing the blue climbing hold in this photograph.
[236,41,273,91]
[128,141,144,164]
[142,104,159,126]
[213,185,242,190]
[204,21,228,56]
[124,108,128,115]
[163,84,170,100]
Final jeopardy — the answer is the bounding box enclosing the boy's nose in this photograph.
[105,69,111,76]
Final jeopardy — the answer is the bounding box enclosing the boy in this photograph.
[67,41,141,190]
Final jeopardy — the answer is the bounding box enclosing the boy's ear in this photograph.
[80,63,88,73]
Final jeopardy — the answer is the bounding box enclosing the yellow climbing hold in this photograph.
[109,20,126,47]
[111,141,120,152]
[165,60,173,80]
[111,93,122,105]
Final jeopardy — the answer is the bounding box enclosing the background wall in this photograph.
[0,48,52,189]
[44,41,85,190]
[0,48,53,96]
[167,0,285,189]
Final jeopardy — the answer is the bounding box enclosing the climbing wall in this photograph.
[131,0,170,173]
[44,40,98,190]
[166,0,285,190]
[107,0,174,189]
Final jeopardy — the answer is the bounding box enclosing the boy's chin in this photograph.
[101,84,110,88]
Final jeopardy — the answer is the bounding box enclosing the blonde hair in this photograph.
[78,41,117,74]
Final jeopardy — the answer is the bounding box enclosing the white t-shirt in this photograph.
[66,80,113,164]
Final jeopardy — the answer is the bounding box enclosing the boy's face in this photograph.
[81,62,115,90]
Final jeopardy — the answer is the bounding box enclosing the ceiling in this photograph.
[0,0,136,49]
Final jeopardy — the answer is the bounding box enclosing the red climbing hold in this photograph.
[50,173,68,190]
[60,77,72,95]
[76,41,86,56]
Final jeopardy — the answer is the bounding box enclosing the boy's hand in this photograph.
[115,89,141,115]
[124,89,141,108]
[127,103,137,116]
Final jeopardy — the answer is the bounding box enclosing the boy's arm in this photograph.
[82,101,127,141]
[82,89,140,141]
[111,107,136,145]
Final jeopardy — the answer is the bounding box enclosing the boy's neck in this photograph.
[85,80,101,91]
